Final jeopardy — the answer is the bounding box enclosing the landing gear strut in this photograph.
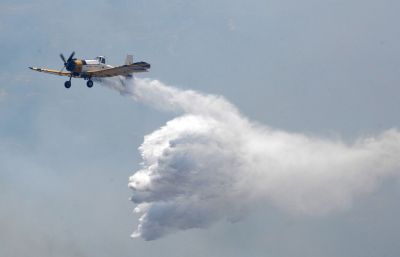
[64,76,72,88]
[86,79,94,88]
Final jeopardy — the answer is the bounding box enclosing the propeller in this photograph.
[60,53,66,64]
[59,51,75,72]
[67,51,75,62]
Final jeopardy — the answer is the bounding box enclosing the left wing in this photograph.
[87,62,150,77]
[29,67,75,77]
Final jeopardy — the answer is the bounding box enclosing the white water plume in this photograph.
[99,77,400,241]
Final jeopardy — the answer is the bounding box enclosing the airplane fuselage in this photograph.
[66,56,112,74]
[80,61,113,73]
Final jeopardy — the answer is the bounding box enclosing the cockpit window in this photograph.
[97,56,106,64]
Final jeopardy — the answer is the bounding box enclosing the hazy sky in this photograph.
[1,1,400,257]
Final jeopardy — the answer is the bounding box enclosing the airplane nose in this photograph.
[66,61,75,71]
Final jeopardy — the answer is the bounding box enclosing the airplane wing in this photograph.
[87,62,150,77]
[29,67,75,77]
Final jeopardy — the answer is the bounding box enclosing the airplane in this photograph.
[29,52,150,88]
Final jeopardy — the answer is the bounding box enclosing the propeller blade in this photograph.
[60,53,66,64]
[67,51,75,61]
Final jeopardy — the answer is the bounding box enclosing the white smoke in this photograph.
[100,77,400,241]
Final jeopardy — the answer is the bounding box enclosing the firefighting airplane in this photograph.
[29,52,150,88]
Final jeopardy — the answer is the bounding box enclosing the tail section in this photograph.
[125,55,133,65]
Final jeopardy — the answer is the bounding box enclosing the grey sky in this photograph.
[1,0,400,256]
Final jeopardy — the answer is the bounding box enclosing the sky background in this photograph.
[1,0,400,256]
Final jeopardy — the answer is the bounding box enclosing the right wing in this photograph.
[29,67,76,77]
[86,62,150,77]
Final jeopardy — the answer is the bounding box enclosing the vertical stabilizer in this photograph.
[125,55,133,65]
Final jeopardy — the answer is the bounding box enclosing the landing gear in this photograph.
[64,80,71,88]
[63,77,93,89]
[86,80,94,88]
[65,76,72,89]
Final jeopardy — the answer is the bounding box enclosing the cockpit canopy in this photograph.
[96,56,106,64]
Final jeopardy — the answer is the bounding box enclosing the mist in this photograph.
[99,77,400,240]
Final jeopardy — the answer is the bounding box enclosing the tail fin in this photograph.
[125,55,133,65]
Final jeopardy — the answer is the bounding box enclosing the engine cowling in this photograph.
[66,59,83,73]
